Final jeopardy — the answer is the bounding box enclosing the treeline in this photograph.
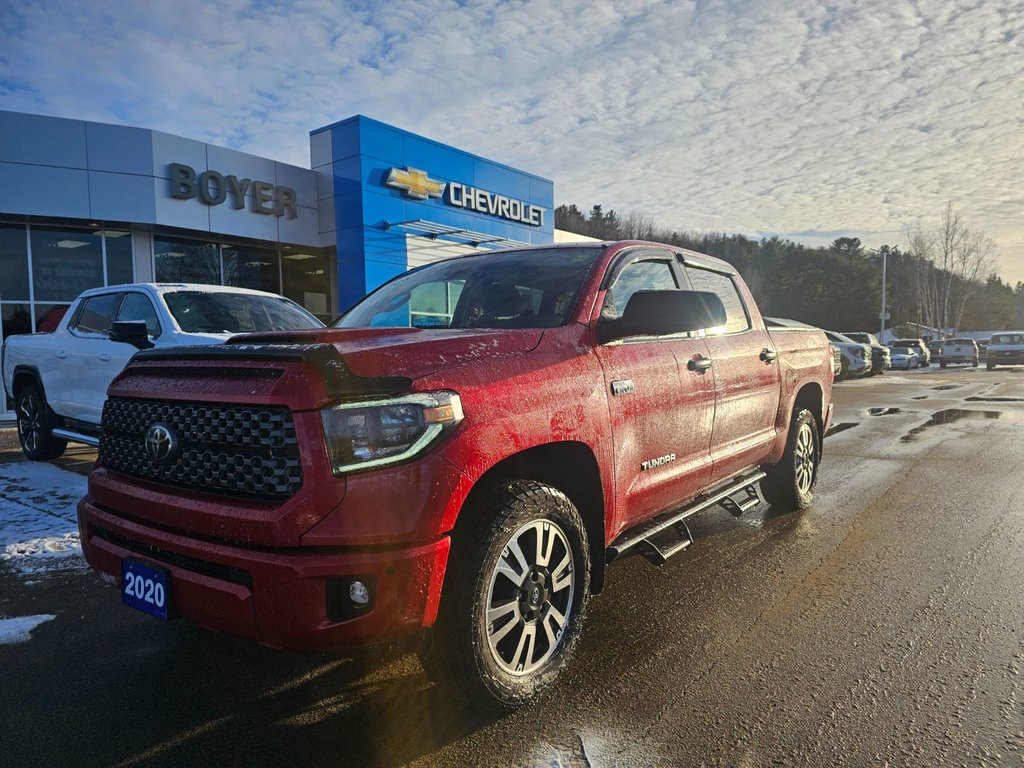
[555,204,1024,334]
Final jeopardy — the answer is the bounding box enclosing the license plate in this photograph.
[121,559,171,621]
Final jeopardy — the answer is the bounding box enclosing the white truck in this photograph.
[2,283,323,459]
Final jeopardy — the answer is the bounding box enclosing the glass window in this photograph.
[154,237,221,285]
[0,224,30,301]
[2,303,32,339]
[163,291,323,334]
[72,293,121,334]
[605,259,678,318]
[36,304,71,333]
[103,230,134,285]
[116,293,161,337]
[685,267,751,333]
[30,226,104,302]
[223,245,281,293]
[282,250,330,317]
[338,248,600,330]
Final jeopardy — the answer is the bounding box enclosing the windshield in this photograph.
[992,333,1024,344]
[164,291,324,334]
[337,247,600,329]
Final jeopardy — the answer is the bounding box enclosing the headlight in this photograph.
[321,391,463,475]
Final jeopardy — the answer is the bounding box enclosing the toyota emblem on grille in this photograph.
[144,423,177,463]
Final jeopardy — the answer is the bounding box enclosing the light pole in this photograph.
[879,247,888,341]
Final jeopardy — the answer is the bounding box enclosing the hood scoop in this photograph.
[131,342,412,398]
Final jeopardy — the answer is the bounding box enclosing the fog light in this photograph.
[325,576,375,622]
[349,580,370,606]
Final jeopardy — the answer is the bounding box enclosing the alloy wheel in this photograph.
[793,421,817,494]
[485,518,576,676]
[17,391,41,454]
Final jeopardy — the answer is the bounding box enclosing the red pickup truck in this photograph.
[78,241,832,706]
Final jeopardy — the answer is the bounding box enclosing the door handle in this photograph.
[760,348,778,363]
[687,356,713,373]
[56,351,68,360]
[99,354,112,362]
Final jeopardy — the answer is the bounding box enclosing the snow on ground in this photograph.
[0,461,86,574]
[0,614,56,644]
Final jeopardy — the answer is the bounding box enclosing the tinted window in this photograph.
[686,267,750,333]
[223,245,281,294]
[154,238,221,285]
[605,259,677,317]
[164,291,323,334]
[104,230,134,285]
[338,248,599,330]
[0,224,30,301]
[992,333,1024,344]
[30,227,104,301]
[73,293,121,334]
[117,293,161,337]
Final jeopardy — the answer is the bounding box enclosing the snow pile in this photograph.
[0,461,87,574]
[0,614,56,644]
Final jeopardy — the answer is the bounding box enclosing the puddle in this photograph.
[901,409,1012,442]
[965,396,1024,402]
[867,407,901,416]
[932,384,962,391]
[912,396,928,400]
[825,422,858,437]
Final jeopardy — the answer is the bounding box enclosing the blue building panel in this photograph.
[86,123,153,176]
[318,115,555,305]
[88,171,157,222]
[0,162,91,218]
[0,111,87,169]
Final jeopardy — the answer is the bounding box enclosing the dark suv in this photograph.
[842,332,891,375]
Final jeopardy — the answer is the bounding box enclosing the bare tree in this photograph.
[905,203,997,335]
[620,210,659,240]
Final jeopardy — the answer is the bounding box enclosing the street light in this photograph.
[879,247,888,341]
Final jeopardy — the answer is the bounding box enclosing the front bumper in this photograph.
[78,497,451,651]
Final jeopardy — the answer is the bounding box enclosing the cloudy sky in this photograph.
[2,0,1023,282]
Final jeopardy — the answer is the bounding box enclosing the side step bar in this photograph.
[607,470,766,565]
[51,428,100,447]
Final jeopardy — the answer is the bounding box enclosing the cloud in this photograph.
[2,0,1023,282]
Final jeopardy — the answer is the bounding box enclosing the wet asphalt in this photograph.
[2,365,1023,767]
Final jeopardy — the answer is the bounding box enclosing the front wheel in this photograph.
[15,385,67,460]
[421,480,591,708]
[761,408,821,511]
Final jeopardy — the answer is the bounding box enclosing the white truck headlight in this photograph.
[321,391,463,475]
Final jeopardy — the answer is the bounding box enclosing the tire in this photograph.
[973,358,979,367]
[420,480,591,708]
[837,358,849,381]
[940,361,947,368]
[987,362,995,371]
[761,408,820,512]
[15,384,68,460]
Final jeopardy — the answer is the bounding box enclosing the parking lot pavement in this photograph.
[3,367,1024,767]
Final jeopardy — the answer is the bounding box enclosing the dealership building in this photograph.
[0,109,562,341]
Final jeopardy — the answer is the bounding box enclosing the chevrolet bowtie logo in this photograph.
[385,167,446,200]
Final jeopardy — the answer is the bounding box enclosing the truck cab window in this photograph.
[72,293,122,335]
[604,260,678,318]
[684,267,750,333]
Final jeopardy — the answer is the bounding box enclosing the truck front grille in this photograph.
[99,397,303,501]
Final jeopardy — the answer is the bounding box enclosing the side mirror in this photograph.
[599,290,727,343]
[110,320,154,350]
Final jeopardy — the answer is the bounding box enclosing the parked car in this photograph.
[842,332,891,375]
[987,331,1024,370]
[940,338,979,367]
[977,339,989,361]
[78,241,834,707]
[822,331,872,379]
[889,338,931,367]
[829,344,843,379]
[927,339,944,365]
[2,283,324,458]
[889,346,920,370]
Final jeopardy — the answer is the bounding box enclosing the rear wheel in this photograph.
[15,384,67,460]
[761,408,820,511]
[987,362,996,370]
[940,361,947,368]
[421,480,591,708]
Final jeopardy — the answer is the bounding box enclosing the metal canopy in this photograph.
[381,218,529,249]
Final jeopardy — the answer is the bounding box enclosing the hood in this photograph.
[226,327,545,381]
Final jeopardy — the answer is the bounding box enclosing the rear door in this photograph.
[593,249,715,533]
[65,292,123,423]
[683,264,782,484]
